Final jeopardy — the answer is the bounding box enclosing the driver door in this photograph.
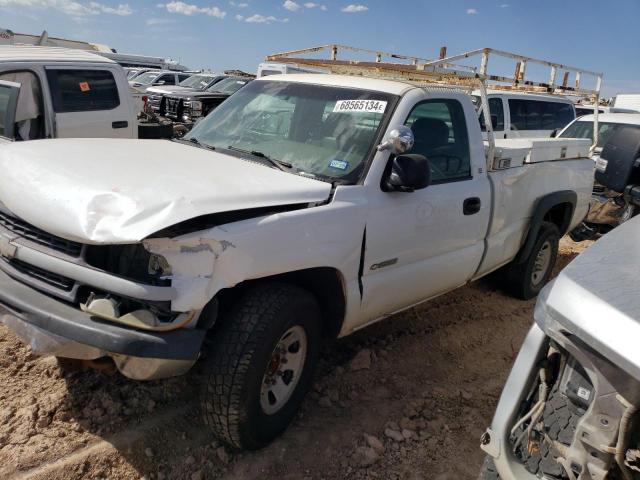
[360,98,491,321]
[0,80,20,141]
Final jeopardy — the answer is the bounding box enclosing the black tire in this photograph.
[200,283,321,450]
[503,221,559,300]
[479,455,500,480]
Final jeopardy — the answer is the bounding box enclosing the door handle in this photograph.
[463,197,481,215]
[112,121,128,129]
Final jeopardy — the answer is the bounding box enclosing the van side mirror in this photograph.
[155,80,166,85]
[383,154,431,192]
[550,129,558,138]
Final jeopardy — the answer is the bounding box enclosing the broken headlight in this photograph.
[85,244,172,286]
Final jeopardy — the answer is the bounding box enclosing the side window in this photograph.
[552,103,575,129]
[480,97,505,131]
[157,74,175,85]
[508,99,527,131]
[405,99,471,184]
[46,69,120,112]
[178,74,190,82]
[0,70,45,140]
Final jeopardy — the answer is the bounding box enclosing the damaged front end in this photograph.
[0,210,228,380]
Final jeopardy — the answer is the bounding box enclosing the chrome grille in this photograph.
[0,211,83,257]
[165,98,179,118]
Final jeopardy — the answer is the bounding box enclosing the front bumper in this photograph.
[0,267,206,380]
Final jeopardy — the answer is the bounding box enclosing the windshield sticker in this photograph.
[329,159,349,170]
[79,81,90,92]
[333,100,387,114]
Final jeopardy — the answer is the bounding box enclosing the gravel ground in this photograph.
[0,238,589,480]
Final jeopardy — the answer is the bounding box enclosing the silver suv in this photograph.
[480,216,640,479]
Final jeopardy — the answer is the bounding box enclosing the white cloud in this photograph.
[164,1,226,17]
[466,8,478,14]
[304,2,326,9]
[0,0,133,16]
[500,3,509,6]
[320,4,326,9]
[242,13,288,23]
[341,4,367,13]
[283,0,300,11]
[229,0,247,6]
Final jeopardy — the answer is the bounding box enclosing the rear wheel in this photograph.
[503,221,560,300]
[200,283,321,450]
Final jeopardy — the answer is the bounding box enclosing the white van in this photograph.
[613,94,640,112]
[0,45,139,140]
[257,62,324,78]
[472,91,576,139]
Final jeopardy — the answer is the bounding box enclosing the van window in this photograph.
[405,99,471,184]
[508,99,574,131]
[479,97,505,131]
[46,69,120,113]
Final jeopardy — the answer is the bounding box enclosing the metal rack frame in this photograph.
[266,44,604,163]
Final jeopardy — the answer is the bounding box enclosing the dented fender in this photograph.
[143,186,368,324]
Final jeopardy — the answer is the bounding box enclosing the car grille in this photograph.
[0,211,83,257]
[7,258,75,292]
[165,98,180,119]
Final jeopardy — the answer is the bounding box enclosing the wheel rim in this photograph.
[531,240,552,286]
[260,325,307,415]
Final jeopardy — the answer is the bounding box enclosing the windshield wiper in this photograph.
[226,145,293,171]
[172,137,216,151]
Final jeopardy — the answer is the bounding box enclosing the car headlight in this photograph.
[188,100,203,113]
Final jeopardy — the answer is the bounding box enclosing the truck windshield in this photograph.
[559,120,640,147]
[179,74,214,89]
[185,80,395,182]
[206,77,251,94]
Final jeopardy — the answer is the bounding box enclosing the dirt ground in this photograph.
[0,238,590,480]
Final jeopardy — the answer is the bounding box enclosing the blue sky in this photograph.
[1,0,638,97]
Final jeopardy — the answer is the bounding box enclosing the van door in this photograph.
[0,80,20,140]
[45,67,134,138]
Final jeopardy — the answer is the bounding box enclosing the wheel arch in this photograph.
[212,267,347,339]
[516,190,576,264]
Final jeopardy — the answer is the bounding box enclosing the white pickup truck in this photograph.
[0,45,165,141]
[0,72,594,449]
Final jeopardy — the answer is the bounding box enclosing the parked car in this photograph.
[558,114,640,238]
[129,70,192,92]
[163,75,253,125]
[574,104,638,117]
[0,72,593,450]
[146,74,227,115]
[0,45,150,140]
[472,91,576,139]
[480,215,640,480]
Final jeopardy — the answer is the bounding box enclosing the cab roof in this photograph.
[256,73,416,96]
[574,113,640,125]
[0,45,116,64]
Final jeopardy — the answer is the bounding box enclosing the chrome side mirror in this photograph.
[377,125,414,154]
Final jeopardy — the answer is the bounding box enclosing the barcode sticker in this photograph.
[333,100,387,114]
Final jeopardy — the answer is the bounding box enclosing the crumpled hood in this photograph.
[537,217,640,381]
[0,139,331,244]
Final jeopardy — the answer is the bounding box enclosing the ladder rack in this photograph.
[266,44,604,159]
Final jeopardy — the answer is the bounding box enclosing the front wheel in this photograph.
[503,221,560,300]
[200,283,321,450]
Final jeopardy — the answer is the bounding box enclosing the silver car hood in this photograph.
[0,139,331,244]
[537,217,640,380]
